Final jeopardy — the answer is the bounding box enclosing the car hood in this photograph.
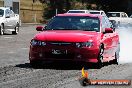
[34,30,101,42]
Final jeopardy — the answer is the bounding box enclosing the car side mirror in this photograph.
[36,26,43,31]
[104,28,113,33]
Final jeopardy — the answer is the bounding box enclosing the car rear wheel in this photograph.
[112,43,120,65]
[96,46,104,68]
[112,52,119,65]
[0,24,4,35]
[117,21,120,27]
[12,24,19,35]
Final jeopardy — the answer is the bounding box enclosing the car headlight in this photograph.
[31,40,46,46]
[76,42,93,48]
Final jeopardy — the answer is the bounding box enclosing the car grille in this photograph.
[49,42,73,46]
[45,53,74,59]
[44,42,75,59]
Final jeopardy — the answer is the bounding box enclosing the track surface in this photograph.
[0,25,132,88]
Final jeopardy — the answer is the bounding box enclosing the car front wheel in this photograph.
[30,60,42,68]
[96,46,104,68]
[0,24,4,35]
[12,24,19,35]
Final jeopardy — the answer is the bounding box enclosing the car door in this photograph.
[9,10,16,28]
[105,17,119,55]
[4,9,13,29]
[101,16,113,60]
[4,9,10,29]
[104,16,116,58]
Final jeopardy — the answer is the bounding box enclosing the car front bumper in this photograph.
[29,45,100,63]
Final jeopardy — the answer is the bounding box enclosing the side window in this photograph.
[101,17,107,32]
[104,16,111,28]
[5,9,8,15]
[5,9,10,17]
[102,16,113,32]
[10,10,15,17]
[121,13,125,17]
[104,16,115,31]
[101,12,103,15]
[102,17,107,28]
[124,13,127,17]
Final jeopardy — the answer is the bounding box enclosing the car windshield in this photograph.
[90,12,100,14]
[0,9,4,17]
[68,11,86,13]
[107,13,120,17]
[46,16,100,32]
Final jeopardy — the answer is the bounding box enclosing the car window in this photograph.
[121,13,125,17]
[46,16,100,32]
[124,13,127,17]
[5,9,10,17]
[102,17,107,29]
[10,10,15,17]
[90,12,100,14]
[101,12,103,15]
[68,11,86,13]
[102,16,114,32]
[0,9,4,17]
[104,16,112,28]
[107,13,120,17]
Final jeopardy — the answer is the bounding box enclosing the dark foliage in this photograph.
[38,0,131,19]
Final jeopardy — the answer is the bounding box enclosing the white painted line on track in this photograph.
[21,48,28,50]
[4,37,13,39]
[8,51,15,54]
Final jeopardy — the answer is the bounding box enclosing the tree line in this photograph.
[36,0,131,19]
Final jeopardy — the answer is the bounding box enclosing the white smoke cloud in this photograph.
[117,27,132,64]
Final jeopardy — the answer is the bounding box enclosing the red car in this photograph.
[29,13,120,68]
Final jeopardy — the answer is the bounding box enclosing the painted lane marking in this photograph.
[4,37,13,39]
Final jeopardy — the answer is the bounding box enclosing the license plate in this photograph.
[52,49,67,55]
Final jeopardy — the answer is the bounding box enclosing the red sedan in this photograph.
[29,13,120,68]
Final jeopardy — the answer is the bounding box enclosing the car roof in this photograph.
[68,10,88,11]
[107,12,125,13]
[88,10,104,12]
[57,13,102,19]
[0,7,9,10]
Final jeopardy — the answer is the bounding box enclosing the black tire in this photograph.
[0,24,4,35]
[117,21,120,27]
[112,52,119,65]
[12,24,19,35]
[30,61,38,68]
[112,43,120,65]
[30,60,42,68]
[96,46,104,68]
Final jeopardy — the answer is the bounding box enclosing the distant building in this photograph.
[0,0,43,23]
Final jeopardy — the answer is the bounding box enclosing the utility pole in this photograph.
[56,8,58,16]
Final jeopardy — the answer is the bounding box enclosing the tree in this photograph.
[39,0,75,19]
[38,0,130,19]
[98,0,128,12]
